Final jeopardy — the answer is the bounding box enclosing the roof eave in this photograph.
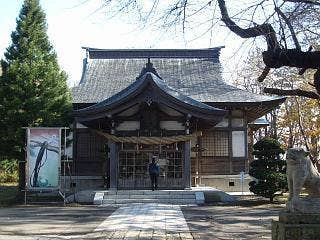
[206,97,286,122]
[73,71,227,124]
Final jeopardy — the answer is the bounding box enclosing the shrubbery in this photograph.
[0,159,18,183]
[249,137,287,202]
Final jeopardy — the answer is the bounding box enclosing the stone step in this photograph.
[103,194,196,200]
[94,190,206,205]
[103,190,198,195]
[102,198,196,205]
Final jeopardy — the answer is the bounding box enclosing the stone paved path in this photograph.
[95,203,193,239]
[0,203,281,239]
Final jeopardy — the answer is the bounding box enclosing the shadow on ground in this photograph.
[0,205,116,239]
[182,199,285,240]
[0,183,19,207]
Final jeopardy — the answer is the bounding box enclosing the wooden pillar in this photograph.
[109,140,118,190]
[184,115,191,189]
[184,140,191,189]
[228,111,233,174]
[72,121,77,179]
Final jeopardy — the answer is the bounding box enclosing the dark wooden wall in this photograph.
[74,128,108,176]
[191,156,245,175]
[74,128,247,177]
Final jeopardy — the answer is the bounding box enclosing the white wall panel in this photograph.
[116,121,140,131]
[160,121,184,130]
[232,131,245,157]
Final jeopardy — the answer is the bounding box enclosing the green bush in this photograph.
[249,137,287,202]
[0,159,18,183]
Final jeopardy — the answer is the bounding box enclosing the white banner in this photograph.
[26,128,61,190]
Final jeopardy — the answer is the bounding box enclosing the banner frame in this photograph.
[26,127,62,191]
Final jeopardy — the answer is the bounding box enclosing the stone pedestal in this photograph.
[272,212,320,240]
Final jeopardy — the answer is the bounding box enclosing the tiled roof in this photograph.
[74,67,227,123]
[72,48,283,105]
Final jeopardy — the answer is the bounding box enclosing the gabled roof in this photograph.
[72,48,270,103]
[71,48,286,121]
[74,61,227,124]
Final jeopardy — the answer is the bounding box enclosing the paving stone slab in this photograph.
[95,203,191,238]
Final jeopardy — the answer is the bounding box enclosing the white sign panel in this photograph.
[27,128,61,190]
[232,131,246,157]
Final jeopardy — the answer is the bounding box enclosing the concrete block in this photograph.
[66,190,96,204]
[195,191,205,205]
[93,191,104,205]
[272,212,320,240]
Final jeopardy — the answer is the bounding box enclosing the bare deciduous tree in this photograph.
[99,0,320,99]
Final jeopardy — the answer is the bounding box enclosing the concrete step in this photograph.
[72,187,234,205]
[103,190,198,195]
[101,198,196,205]
[103,194,196,200]
[94,189,205,205]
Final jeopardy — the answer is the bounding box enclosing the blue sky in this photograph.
[0,0,245,86]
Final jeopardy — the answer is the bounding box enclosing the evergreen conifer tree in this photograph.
[249,137,287,202]
[0,0,71,186]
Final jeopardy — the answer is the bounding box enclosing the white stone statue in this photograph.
[286,148,320,213]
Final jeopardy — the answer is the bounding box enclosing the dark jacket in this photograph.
[149,162,160,176]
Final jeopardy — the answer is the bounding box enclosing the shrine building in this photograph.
[71,47,285,191]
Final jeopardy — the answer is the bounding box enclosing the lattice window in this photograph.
[77,131,90,158]
[201,131,229,157]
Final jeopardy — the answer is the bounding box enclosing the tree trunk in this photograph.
[263,50,320,69]
[269,195,274,203]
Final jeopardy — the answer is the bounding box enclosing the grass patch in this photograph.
[0,182,19,207]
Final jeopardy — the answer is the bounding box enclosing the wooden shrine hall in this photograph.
[71,48,285,191]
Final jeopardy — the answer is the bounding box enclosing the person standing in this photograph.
[149,156,160,191]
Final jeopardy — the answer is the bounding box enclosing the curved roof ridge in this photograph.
[75,69,147,112]
[75,68,224,114]
[150,73,223,112]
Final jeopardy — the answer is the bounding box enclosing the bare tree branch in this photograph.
[262,49,320,68]
[285,0,320,6]
[217,0,320,97]
[217,0,279,51]
[275,7,301,50]
[264,87,320,99]
[182,0,187,33]
[258,66,270,82]
[99,0,320,99]
[294,97,316,163]
[298,46,312,74]
[313,68,320,93]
